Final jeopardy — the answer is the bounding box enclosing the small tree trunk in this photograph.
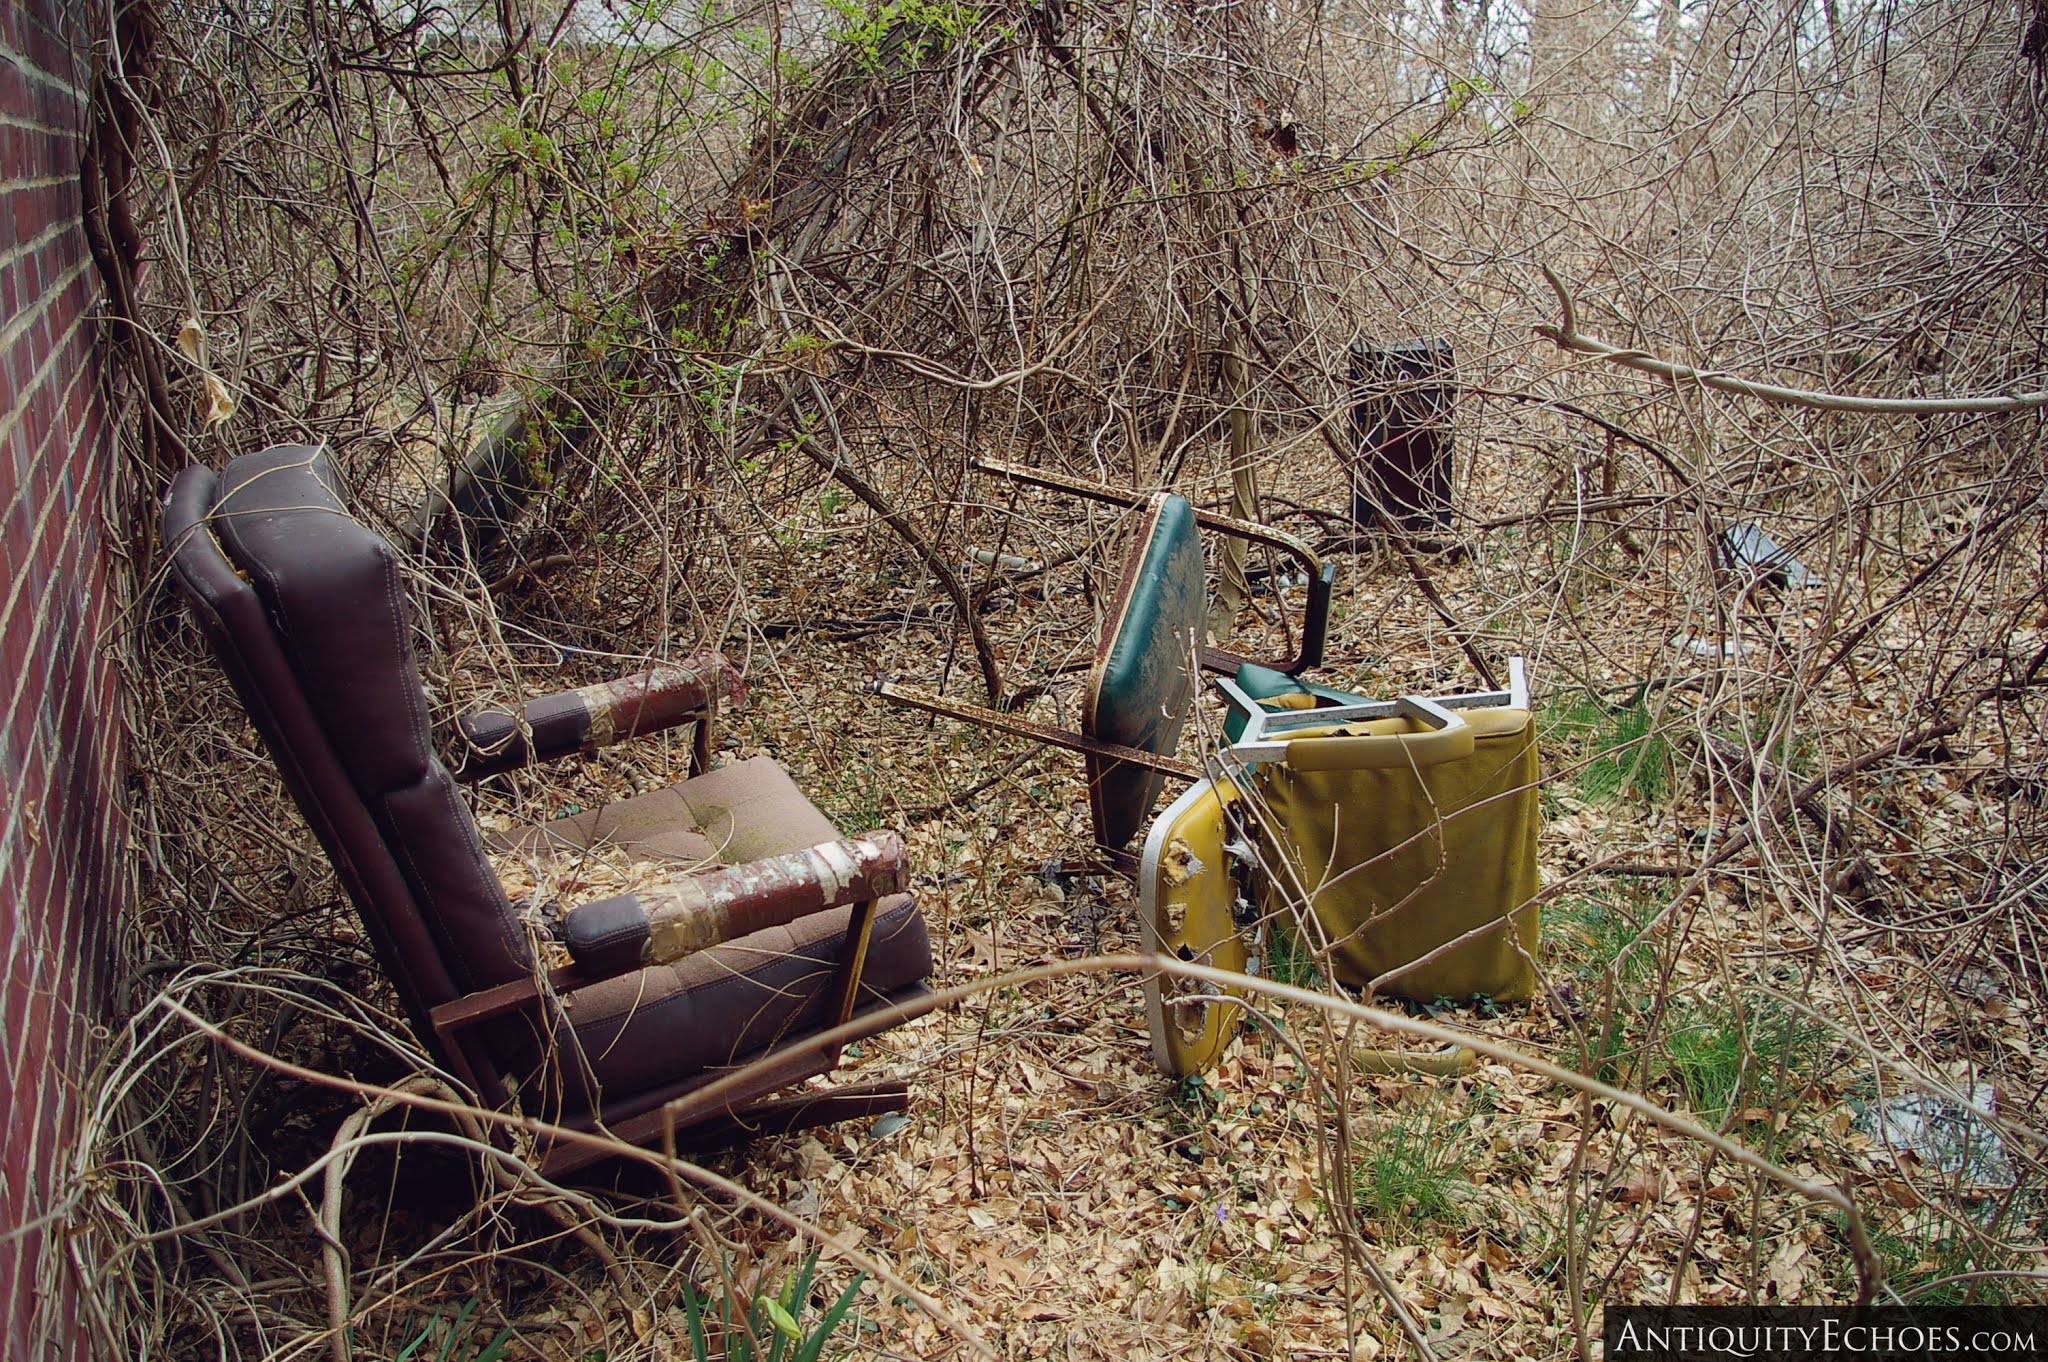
[1207,323,1257,643]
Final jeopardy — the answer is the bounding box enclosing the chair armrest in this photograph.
[562,830,909,974]
[427,964,591,1036]
[454,652,746,780]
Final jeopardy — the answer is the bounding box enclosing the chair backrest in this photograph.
[163,447,531,1030]
[1082,493,1205,852]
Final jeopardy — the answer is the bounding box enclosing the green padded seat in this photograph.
[1082,494,1205,851]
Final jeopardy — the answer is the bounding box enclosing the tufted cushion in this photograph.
[205,446,528,990]
[561,895,928,1098]
[492,756,840,869]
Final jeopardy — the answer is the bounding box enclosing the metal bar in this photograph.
[428,964,591,1033]
[563,831,908,970]
[972,457,1334,676]
[975,456,1321,564]
[973,456,1150,509]
[825,894,880,1033]
[690,713,713,776]
[1214,656,1531,763]
[878,681,1202,780]
[1229,692,1470,765]
[654,987,932,1134]
[668,1082,913,1147]
[658,1047,837,1133]
[456,653,746,781]
[1219,680,1515,736]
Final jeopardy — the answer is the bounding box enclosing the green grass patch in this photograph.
[383,1299,514,1362]
[1662,998,1825,1124]
[1548,889,1662,1082]
[1853,1213,2026,1305]
[676,1249,868,1362]
[1260,915,1326,992]
[1354,1095,1475,1227]
[1549,891,1656,986]
[1547,694,1671,805]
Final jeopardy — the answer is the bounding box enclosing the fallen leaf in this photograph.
[201,371,235,427]
[1608,1170,1662,1204]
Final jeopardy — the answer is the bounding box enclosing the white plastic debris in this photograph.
[1852,1085,2013,1187]
[1671,633,1749,659]
[1721,523,1819,588]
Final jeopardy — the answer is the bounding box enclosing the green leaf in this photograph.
[436,1300,481,1362]
[681,1282,710,1362]
[759,1296,802,1341]
[768,1254,818,1362]
[795,1275,868,1362]
[473,1326,517,1362]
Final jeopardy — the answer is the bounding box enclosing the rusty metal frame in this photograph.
[971,457,1335,677]
[455,654,744,782]
[877,681,1202,781]
[1217,657,1529,765]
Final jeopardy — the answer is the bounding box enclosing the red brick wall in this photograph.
[0,0,126,1354]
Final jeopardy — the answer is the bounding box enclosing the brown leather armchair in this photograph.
[163,444,931,1173]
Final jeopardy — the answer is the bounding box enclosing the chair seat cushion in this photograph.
[493,755,931,1108]
[492,755,842,869]
[561,893,928,1096]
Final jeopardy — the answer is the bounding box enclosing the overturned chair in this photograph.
[883,461,1537,1079]
[1142,662,1539,1076]
[164,444,932,1173]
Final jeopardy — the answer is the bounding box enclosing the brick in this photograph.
[17,245,41,309]
[8,184,40,249]
[1,433,24,513]
[0,610,31,697]
[0,59,27,116]
[40,233,75,287]
[25,25,75,88]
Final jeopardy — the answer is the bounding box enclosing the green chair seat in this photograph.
[1082,494,1204,852]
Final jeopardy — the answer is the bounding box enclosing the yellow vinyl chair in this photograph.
[1141,662,1538,1077]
